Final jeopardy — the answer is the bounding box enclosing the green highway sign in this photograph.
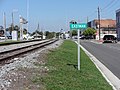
[70,23,87,30]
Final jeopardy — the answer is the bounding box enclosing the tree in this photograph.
[45,31,55,39]
[23,28,27,34]
[8,24,13,35]
[14,25,19,31]
[7,24,20,35]
[56,32,60,38]
[72,30,77,36]
[83,28,96,36]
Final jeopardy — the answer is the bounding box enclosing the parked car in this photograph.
[103,35,117,43]
[7,36,12,39]
[80,36,93,40]
[72,36,77,39]
[80,36,86,39]
[0,36,5,40]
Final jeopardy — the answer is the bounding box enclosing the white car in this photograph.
[0,36,6,40]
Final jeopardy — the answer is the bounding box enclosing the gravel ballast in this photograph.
[0,39,63,90]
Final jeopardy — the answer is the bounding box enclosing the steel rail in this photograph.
[0,39,58,61]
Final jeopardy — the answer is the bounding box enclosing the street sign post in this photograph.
[70,23,87,30]
[70,23,87,70]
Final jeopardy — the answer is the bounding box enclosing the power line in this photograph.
[95,0,119,20]
[80,0,118,22]
[105,0,119,11]
[101,0,116,11]
[80,11,97,22]
[101,0,119,18]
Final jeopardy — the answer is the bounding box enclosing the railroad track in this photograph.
[0,39,58,61]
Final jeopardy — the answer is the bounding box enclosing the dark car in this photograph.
[7,36,12,39]
[80,36,93,40]
[103,35,117,43]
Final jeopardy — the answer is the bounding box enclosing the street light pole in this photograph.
[3,12,7,41]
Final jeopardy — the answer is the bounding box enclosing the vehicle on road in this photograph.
[7,36,12,39]
[80,36,93,40]
[103,35,117,43]
[0,36,6,40]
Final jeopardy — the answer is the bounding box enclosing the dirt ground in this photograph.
[5,50,48,90]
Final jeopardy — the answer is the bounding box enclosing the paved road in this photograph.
[0,40,5,42]
[81,40,120,79]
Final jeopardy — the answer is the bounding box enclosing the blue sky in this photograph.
[0,0,120,33]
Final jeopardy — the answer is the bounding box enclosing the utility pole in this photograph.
[27,0,29,40]
[3,12,7,41]
[98,7,101,40]
[12,12,14,32]
[20,21,23,40]
[19,15,23,40]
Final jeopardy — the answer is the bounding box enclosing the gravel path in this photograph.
[0,39,63,90]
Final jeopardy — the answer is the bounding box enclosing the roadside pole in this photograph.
[70,23,87,71]
[3,12,7,41]
[20,22,23,40]
[19,15,28,41]
[78,29,80,70]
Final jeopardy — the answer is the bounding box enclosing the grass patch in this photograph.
[34,40,113,90]
[0,40,21,45]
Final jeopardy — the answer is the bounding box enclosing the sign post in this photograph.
[70,23,87,70]
[77,29,80,70]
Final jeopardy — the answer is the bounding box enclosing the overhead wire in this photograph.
[80,0,119,22]
[101,0,116,11]
[101,0,119,18]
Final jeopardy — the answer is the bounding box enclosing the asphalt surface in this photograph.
[81,40,120,79]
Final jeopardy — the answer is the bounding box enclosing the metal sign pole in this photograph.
[78,29,80,70]
[70,23,87,71]
[19,15,22,41]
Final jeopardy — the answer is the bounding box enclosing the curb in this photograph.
[75,41,120,90]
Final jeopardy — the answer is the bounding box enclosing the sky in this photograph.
[0,0,120,33]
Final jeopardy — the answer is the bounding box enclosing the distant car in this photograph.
[0,36,6,40]
[80,36,85,39]
[80,36,93,40]
[103,35,117,43]
[72,36,77,39]
[7,36,12,39]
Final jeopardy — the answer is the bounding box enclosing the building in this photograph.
[116,9,120,40]
[88,19,116,40]
[32,23,43,39]
[32,32,42,39]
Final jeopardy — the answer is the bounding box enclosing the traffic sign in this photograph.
[70,23,87,30]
